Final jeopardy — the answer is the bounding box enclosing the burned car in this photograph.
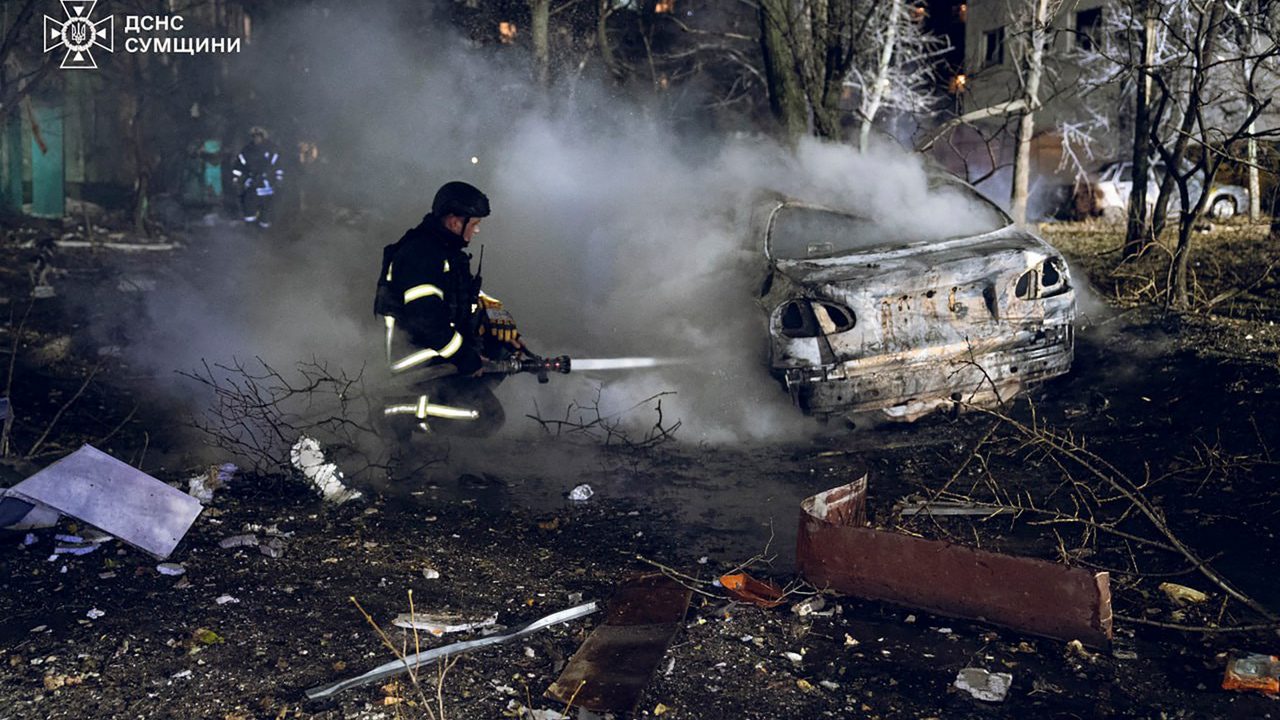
[756,175,1075,425]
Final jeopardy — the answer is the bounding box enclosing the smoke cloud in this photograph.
[120,1,1006,445]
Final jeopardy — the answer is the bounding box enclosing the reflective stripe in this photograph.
[271,153,278,164]
[383,401,479,421]
[238,153,246,164]
[428,404,480,420]
[385,261,393,282]
[389,331,463,371]
[231,169,243,176]
[404,284,444,303]
[383,315,395,363]
[478,291,500,304]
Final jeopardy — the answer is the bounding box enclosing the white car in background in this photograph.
[1077,161,1249,221]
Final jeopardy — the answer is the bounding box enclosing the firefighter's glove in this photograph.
[480,306,522,348]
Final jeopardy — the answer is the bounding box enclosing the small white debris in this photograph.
[171,669,192,680]
[936,627,953,635]
[156,563,186,576]
[392,612,498,636]
[30,625,47,633]
[85,608,105,620]
[290,436,362,504]
[219,534,259,549]
[954,668,1012,702]
[524,646,536,659]
[791,596,826,616]
[422,567,441,580]
[215,595,240,605]
[819,680,840,691]
[905,614,917,624]
[568,484,593,502]
[782,651,803,664]
[23,533,38,546]
[697,556,709,565]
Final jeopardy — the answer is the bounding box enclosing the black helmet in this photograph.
[432,181,490,218]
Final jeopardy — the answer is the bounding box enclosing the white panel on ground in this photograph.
[5,445,202,559]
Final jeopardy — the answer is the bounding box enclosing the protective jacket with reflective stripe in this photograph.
[231,142,284,191]
[384,214,482,375]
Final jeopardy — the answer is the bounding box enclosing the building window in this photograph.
[982,26,1005,68]
[1075,7,1103,51]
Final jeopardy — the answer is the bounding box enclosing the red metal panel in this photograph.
[797,479,1112,647]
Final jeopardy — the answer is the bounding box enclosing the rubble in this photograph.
[719,572,785,608]
[1222,654,1279,695]
[568,484,594,502]
[218,534,259,549]
[954,668,1013,702]
[1159,582,1209,605]
[796,475,1113,647]
[305,601,599,702]
[391,611,498,635]
[2,445,203,559]
[546,574,691,714]
[187,464,236,504]
[289,436,362,504]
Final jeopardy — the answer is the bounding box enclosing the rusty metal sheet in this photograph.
[797,476,1112,648]
[545,573,690,713]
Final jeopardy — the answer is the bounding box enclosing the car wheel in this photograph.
[1210,195,1236,220]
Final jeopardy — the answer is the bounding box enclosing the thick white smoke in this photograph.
[123,1,1005,445]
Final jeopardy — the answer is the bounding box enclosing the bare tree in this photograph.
[757,0,876,140]
[843,1,950,151]
[1007,0,1064,226]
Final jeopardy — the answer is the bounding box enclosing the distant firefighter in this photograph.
[232,126,283,228]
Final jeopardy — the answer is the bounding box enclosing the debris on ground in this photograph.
[2,445,203,558]
[797,475,1113,646]
[719,572,785,609]
[568,483,594,502]
[186,463,237,503]
[790,595,826,616]
[1222,653,1279,695]
[258,537,287,558]
[156,563,186,576]
[546,573,691,714]
[391,611,498,635]
[954,667,1013,702]
[306,601,598,701]
[289,436,362,504]
[218,534,259,549]
[895,498,1015,517]
[1159,582,1209,605]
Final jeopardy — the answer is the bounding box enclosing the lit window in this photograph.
[654,0,674,13]
[498,22,517,43]
[949,73,968,94]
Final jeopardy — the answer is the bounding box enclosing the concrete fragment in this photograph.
[954,668,1012,702]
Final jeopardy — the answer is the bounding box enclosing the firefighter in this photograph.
[374,181,525,437]
[231,126,284,228]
